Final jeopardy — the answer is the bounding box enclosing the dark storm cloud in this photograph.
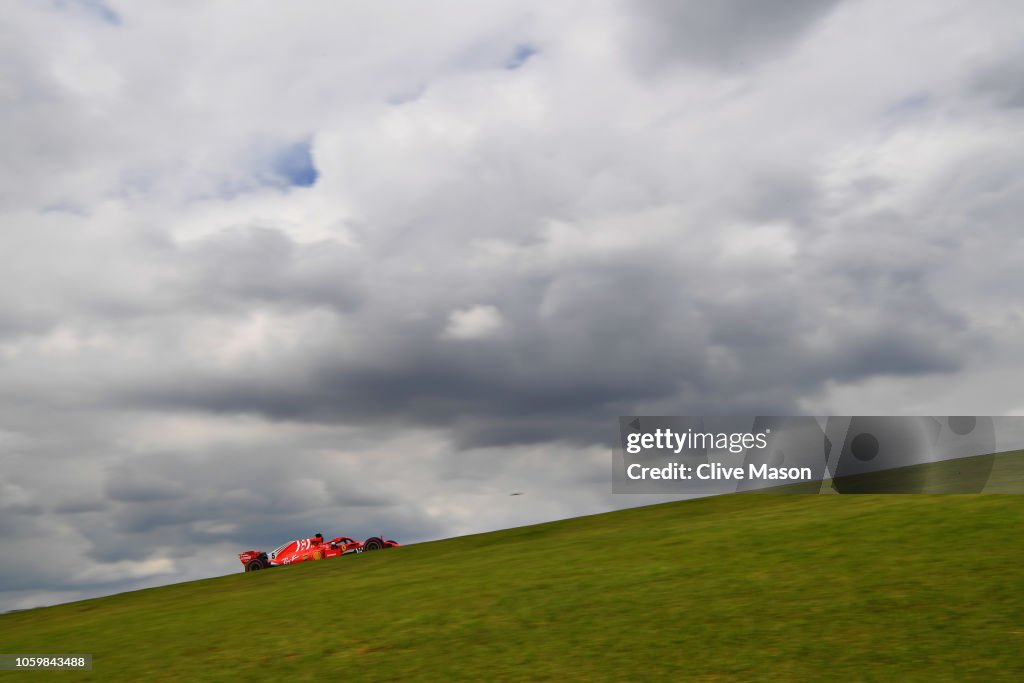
[970,53,1024,109]
[0,501,46,516]
[99,449,435,536]
[7,441,449,577]
[52,499,108,514]
[0,310,55,340]
[179,227,364,312]
[626,0,845,69]
[105,477,187,503]
[734,167,822,225]
[115,255,706,444]
[116,221,974,448]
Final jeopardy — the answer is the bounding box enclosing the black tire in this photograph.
[362,537,384,551]
[246,560,264,572]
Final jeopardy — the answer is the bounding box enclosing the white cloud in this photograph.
[441,305,505,340]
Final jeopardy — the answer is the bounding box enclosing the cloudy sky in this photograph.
[2,0,1023,610]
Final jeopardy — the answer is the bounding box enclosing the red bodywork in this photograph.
[239,534,399,572]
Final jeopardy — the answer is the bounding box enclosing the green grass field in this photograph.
[3,452,1023,681]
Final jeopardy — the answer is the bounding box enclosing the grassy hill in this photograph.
[3,452,1023,681]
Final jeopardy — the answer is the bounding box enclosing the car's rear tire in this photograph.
[363,537,384,551]
[246,560,263,572]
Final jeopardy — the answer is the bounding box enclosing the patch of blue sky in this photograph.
[505,44,538,70]
[124,139,320,202]
[54,0,121,26]
[271,140,319,188]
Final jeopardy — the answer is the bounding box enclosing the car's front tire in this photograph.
[362,537,384,551]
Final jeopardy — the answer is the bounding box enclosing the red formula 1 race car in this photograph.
[239,533,399,572]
